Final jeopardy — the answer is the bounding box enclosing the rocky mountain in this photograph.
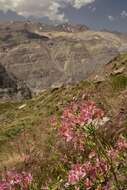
[0,21,127,100]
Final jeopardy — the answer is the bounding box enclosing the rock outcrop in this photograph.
[0,64,31,101]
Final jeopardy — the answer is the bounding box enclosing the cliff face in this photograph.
[0,64,31,101]
[0,64,16,89]
[0,22,127,100]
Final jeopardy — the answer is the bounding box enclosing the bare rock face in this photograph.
[0,64,31,101]
[104,53,127,76]
[0,21,127,100]
[0,64,16,89]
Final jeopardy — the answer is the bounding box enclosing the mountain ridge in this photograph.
[0,21,127,100]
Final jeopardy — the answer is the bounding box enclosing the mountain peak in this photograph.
[55,23,89,32]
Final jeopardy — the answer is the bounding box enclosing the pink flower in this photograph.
[6,171,22,186]
[96,159,109,175]
[116,137,127,151]
[60,123,74,142]
[82,161,93,173]
[59,101,105,147]
[22,172,33,187]
[84,178,93,190]
[68,164,86,185]
[107,136,127,161]
[0,170,33,190]
[50,116,57,127]
[0,181,10,190]
[67,158,110,188]
[88,151,96,159]
[107,149,118,160]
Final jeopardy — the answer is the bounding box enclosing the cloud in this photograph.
[120,10,127,18]
[108,15,114,22]
[70,0,95,9]
[88,5,96,12]
[0,0,95,22]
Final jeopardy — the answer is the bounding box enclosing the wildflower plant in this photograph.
[51,100,127,190]
[0,171,33,190]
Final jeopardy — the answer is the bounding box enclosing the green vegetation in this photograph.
[110,75,127,91]
[0,76,127,144]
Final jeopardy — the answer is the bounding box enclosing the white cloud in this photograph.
[120,10,127,18]
[0,0,95,22]
[108,15,114,22]
[70,0,95,9]
[88,5,96,12]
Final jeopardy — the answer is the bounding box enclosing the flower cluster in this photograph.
[107,136,127,160]
[66,136,127,190]
[59,101,105,150]
[67,156,109,189]
[116,136,127,151]
[0,171,32,190]
[52,100,127,189]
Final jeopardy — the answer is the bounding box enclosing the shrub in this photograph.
[51,100,127,189]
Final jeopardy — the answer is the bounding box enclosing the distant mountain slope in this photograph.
[0,21,127,100]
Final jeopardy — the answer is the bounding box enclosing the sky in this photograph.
[0,0,127,32]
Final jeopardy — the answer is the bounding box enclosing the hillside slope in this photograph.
[0,53,127,170]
